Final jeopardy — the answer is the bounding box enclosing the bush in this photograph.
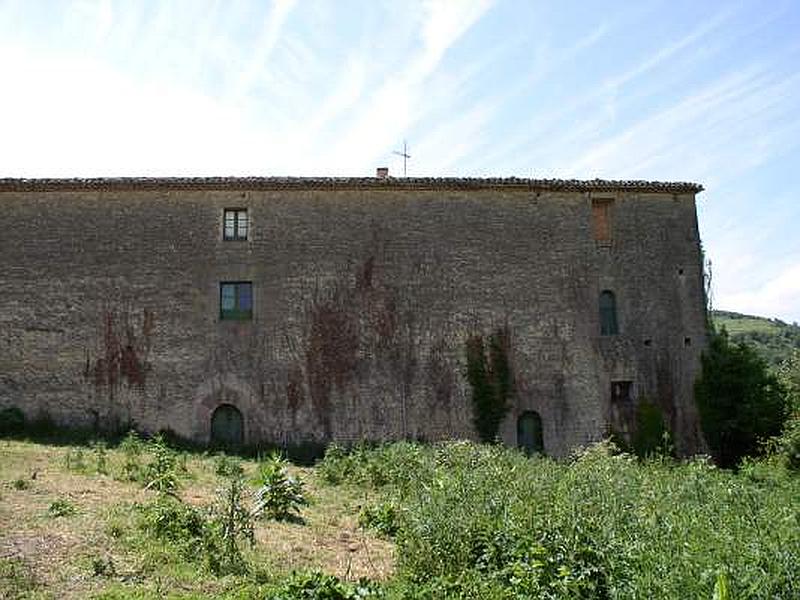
[632,400,672,458]
[359,440,800,598]
[777,416,800,472]
[11,478,31,491]
[254,453,308,522]
[695,328,788,467]
[48,498,77,517]
[143,435,180,495]
[267,570,383,599]
[214,453,244,478]
[90,556,116,578]
[317,443,353,485]
[317,442,430,495]
[0,407,25,436]
[135,476,257,577]
[136,495,210,561]
[358,499,401,538]
[207,475,255,575]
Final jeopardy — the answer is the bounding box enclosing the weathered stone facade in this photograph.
[0,177,707,456]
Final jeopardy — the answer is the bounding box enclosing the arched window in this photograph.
[211,404,244,448]
[517,411,544,455]
[599,290,619,335]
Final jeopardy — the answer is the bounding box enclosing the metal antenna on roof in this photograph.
[393,140,411,177]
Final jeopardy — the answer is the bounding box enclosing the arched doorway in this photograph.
[210,404,244,448]
[517,411,544,455]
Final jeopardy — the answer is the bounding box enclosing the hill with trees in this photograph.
[711,310,800,368]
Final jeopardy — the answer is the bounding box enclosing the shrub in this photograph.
[375,440,799,598]
[0,557,38,597]
[12,478,31,490]
[254,453,308,521]
[268,570,383,599]
[143,435,180,495]
[208,475,255,575]
[632,400,671,458]
[318,443,353,485]
[136,495,210,561]
[777,416,800,472]
[358,500,401,538]
[90,556,116,578]
[48,498,77,517]
[0,407,25,436]
[317,442,431,494]
[214,453,244,478]
[695,328,788,467]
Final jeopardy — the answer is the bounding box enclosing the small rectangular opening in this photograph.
[592,198,613,242]
[611,381,633,404]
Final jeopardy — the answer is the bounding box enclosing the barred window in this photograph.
[223,209,248,241]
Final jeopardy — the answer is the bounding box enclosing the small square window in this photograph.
[223,209,248,241]
[220,282,253,320]
[611,381,633,404]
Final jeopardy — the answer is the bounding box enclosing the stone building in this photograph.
[0,176,707,456]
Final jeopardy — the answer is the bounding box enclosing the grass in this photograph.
[713,311,784,335]
[0,437,392,599]
[0,436,797,599]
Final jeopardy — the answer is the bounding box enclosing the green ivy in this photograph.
[466,327,513,443]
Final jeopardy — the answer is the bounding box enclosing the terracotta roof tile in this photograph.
[0,176,703,193]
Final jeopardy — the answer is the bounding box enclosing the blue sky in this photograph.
[1,0,799,323]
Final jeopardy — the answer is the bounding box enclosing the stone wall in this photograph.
[0,179,707,456]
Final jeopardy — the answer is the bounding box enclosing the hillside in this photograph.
[711,310,800,368]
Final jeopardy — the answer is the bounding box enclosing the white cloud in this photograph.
[718,261,800,324]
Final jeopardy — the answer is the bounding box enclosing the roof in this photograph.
[0,176,703,194]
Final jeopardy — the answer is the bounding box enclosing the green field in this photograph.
[1,436,798,599]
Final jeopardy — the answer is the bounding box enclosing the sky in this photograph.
[1,0,799,323]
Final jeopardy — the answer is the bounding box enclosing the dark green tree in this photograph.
[695,328,787,468]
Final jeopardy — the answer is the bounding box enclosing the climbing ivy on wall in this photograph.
[466,327,513,443]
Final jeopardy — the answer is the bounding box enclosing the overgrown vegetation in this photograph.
[631,399,671,458]
[319,441,799,599]
[1,435,797,598]
[254,453,308,522]
[695,327,788,468]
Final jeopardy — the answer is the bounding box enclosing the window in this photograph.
[611,381,633,405]
[223,208,248,241]
[599,290,618,335]
[220,282,252,320]
[592,198,613,242]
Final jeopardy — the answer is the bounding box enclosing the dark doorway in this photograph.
[211,404,244,448]
[517,411,544,455]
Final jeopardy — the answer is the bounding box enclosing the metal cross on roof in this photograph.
[393,140,411,177]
